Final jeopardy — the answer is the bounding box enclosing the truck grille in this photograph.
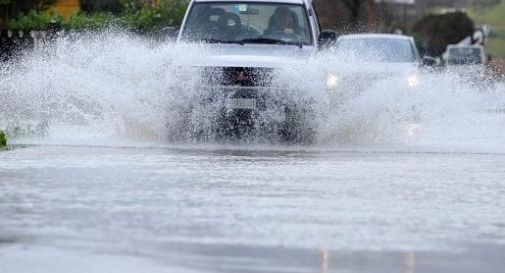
[201,67,274,86]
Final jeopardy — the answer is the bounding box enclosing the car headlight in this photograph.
[326,73,340,90]
[407,73,420,87]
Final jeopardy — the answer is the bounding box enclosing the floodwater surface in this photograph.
[1,145,504,273]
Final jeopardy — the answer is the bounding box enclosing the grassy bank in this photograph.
[468,0,505,58]
[0,131,7,150]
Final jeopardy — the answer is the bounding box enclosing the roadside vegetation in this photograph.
[1,0,188,32]
[468,0,505,58]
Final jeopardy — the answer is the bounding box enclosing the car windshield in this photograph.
[448,47,483,65]
[180,2,312,45]
[336,37,416,63]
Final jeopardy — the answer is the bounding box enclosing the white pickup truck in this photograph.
[167,0,336,142]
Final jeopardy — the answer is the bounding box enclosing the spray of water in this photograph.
[1,30,504,152]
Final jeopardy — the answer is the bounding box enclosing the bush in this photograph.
[0,131,7,148]
[122,0,188,31]
[413,12,475,56]
[64,12,120,30]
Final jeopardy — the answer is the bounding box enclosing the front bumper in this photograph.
[192,85,316,142]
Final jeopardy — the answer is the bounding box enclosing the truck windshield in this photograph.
[448,47,483,65]
[336,38,416,63]
[180,2,312,45]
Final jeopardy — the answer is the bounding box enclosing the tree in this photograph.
[413,12,474,56]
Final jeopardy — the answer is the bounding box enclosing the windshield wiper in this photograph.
[200,38,244,45]
[238,37,303,48]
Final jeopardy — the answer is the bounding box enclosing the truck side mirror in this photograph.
[163,26,179,39]
[318,30,337,48]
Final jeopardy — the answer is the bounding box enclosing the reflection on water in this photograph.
[321,249,329,273]
[406,252,415,273]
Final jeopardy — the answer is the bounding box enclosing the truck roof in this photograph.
[193,0,309,5]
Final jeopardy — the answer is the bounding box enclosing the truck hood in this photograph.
[173,43,314,68]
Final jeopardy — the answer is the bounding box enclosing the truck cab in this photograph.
[169,0,330,142]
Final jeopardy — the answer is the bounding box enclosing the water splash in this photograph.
[1,30,504,152]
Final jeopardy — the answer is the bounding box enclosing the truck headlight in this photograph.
[326,73,340,90]
[407,73,420,87]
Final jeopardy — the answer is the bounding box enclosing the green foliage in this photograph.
[65,12,120,30]
[486,31,505,58]
[159,0,189,26]
[119,0,145,14]
[413,12,475,56]
[6,0,188,31]
[0,131,6,148]
[8,9,62,30]
[122,7,164,30]
[122,0,188,31]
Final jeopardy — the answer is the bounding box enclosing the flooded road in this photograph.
[1,145,504,272]
[1,33,505,272]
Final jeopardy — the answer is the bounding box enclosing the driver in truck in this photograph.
[266,7,297,35]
